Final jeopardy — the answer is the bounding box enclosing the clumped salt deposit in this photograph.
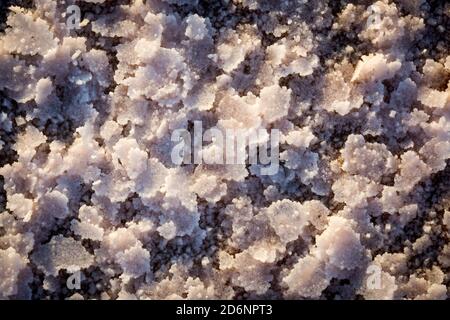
[0,0,449,300]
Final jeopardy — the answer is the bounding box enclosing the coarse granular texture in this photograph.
[0,0,449,300]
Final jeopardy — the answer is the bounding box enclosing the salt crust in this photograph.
[0,0,449,300]
[0,248,28,298]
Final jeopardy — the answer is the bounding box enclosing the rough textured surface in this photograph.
[0,0,449,300]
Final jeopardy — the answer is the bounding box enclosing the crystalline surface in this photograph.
[0,0,449,300]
